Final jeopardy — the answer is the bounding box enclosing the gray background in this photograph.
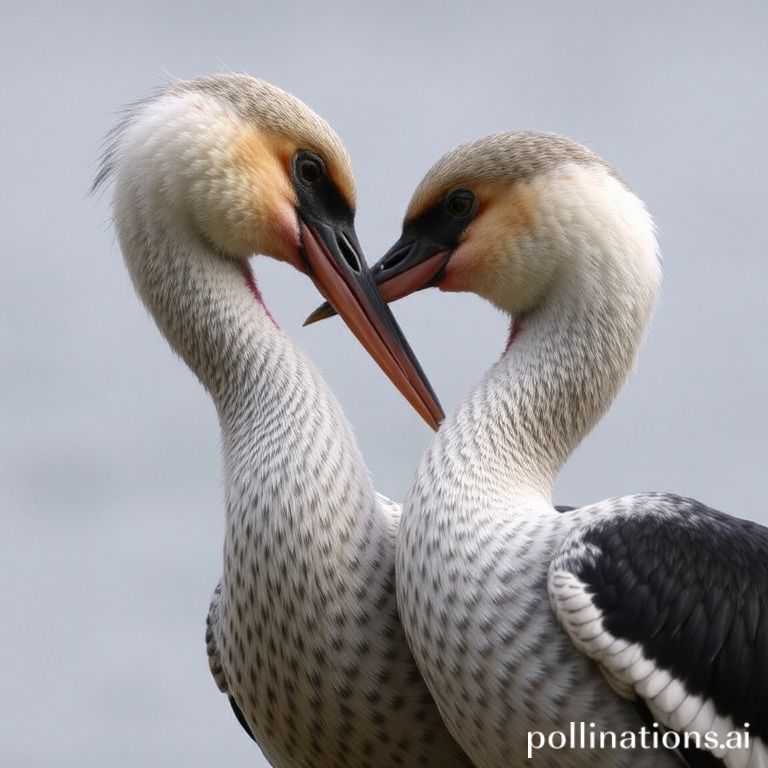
[2,2,767,766]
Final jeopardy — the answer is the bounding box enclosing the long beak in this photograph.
[299,219,444,430]
[304,233,451,325]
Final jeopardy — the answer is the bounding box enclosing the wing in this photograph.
[549,493,768,768]
[206,581,256,743]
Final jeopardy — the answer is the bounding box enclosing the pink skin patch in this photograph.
[433,248,522,356]
[240,262,278,328]
[503,317,522,355]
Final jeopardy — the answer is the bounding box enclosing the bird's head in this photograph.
[307,132,659,329]
[375,131,661,319]
[97,74,443,428]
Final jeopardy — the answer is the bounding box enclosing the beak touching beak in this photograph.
[299,218,444,430]
[304,233,451,324]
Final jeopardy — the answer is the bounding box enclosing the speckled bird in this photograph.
[95,74,473,768]
[311,132,767,768]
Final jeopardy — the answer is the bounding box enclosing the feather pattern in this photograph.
[394,135,765,767]
[99,75,472,768]
[551,495,768,768]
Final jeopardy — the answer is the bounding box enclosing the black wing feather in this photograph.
[562,493,768,741]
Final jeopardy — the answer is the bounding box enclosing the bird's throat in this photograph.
[430,288,646,511]
[239,261,278,329]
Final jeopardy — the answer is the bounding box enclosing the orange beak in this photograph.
[299,220,444,430]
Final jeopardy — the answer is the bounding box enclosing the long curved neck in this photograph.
[122,228,373,527]
[124,227,276,405]
[423,240,658,512]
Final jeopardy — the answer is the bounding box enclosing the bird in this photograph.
[94,74,474,768]
[308,132,767,768]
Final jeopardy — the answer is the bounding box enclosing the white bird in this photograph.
[311,132,768,768]
[95,74,474,768]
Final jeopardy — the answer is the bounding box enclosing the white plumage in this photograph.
[97,74,469,768]
[347,133,767,768]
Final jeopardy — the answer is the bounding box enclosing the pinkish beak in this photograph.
[299,221,444,430]
[304,235,450,323]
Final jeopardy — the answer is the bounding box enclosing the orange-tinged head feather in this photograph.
[440,180,543,299]
[95,74,357,266]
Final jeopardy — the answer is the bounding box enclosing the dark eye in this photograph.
[444,189,476,219]
[296,152,325,185]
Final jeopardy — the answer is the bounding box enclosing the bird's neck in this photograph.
[126,232,274,405]
[425,244,658,512]
[123,231,372,527]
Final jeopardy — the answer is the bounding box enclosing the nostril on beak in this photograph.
[379,245,410,273]
[338,234,361,273]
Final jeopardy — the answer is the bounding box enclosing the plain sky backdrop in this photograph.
[2,2,767,766]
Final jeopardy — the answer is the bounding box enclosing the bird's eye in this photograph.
[444,189,476,219]
[296,152,325,185]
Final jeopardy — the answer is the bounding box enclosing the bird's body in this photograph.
[200,278,453,767]
[395,196,678,765]
[98,75,470,767]
[353,134,767,768]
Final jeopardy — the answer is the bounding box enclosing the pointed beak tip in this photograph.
[303,302,336,327]
[430,408,446,431]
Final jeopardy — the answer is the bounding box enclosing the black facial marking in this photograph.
[292,149,353,225]
[403,187,477,250]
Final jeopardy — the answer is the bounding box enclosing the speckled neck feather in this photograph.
[101,75,472,768]
[397,160,675,767]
